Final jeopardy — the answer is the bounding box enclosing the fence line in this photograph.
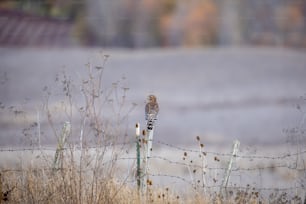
[0,169,303,192]
[1,155,305,173]
[1,141,306,167]
[0,141,135,152]
[146,156,306,171]
[0,140,305,195]
[155,140,306,160]
[148,173,304,192]
[1,140,304,160]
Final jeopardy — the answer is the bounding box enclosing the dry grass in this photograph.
[1,165,139,203]
[0,151,205,204]
[2,168,299,204]
[1,146,305,204]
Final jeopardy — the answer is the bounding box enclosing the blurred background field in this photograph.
[1,47,306,146]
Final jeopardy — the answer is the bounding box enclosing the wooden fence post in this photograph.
[221,140,240,193]
[53,121,71,171]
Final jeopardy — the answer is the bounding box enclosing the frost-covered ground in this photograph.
[0,47,306,146]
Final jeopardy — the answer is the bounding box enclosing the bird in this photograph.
[145,95,159,121]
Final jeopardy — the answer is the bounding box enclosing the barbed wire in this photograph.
[1,140,306,161]
[0,141,135,152]
[148,155,306,171]
[154,140,306,160]
[1,155,304,173]
[149,173,305,192]
[1,140,306,171]
[1,165,304,193]
[1,140,305,194]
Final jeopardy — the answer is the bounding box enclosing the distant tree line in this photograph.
[1,0,306,47]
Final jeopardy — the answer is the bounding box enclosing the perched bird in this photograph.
[145,95,159,121]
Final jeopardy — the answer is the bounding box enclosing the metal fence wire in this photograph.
[0,138,306,201]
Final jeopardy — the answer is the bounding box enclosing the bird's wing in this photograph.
[145,103,150,114]
[154,103,159,114]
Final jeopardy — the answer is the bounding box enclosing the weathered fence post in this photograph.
[146,115,156,176]
[220,140,240,193]
[146,115,155,158]
[136,114,156,200]
[142,129,148,197]
[53,121,71,171]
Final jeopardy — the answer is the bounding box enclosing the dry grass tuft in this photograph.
[1,158,140,204]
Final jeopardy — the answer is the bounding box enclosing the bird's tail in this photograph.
[146,114,157,130]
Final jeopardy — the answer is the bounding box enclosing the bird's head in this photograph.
[148,95,157,103]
